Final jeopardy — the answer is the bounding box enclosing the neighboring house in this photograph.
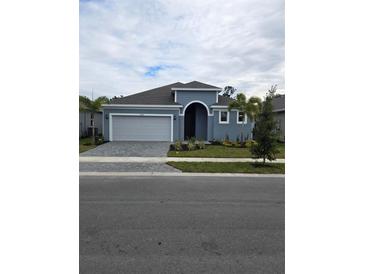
[79,111,102,138]
[272,94,285,141]
[101,81,254,142]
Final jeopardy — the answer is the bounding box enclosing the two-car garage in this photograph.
[109,114,173,141]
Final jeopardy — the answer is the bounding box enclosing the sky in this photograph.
[79,0,284,99]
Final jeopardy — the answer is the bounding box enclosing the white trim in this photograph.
[219,110,229,124]
[216,91,218,103]
[109,113,173,142]
[171,88,222,91]
[102,104,182,108]
[105,108,181,111]
[211,105,230,109]
[235,111,247,124]
[180,100,214,116]
[174,91,177,103]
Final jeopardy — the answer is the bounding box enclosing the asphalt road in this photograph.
[80,176,285,274]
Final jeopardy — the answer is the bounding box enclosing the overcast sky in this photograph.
[80,0,284,99]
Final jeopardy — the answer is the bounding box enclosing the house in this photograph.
[272,94,285,141]
[79,111,102,138]
[101,81,254,142]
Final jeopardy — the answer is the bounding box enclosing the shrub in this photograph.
[211,139,223,145]
[244,140,257,148]
[196,140,206,149]
[187,141,196,151]
[95,136,104,145]
[83,142,92,146]
[232,141,241,148]
[225,133,230,142]
[175,140,183,151]
[223,140,233,147]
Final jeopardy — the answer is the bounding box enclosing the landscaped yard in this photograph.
[168,143,285,158]
[167,162,285,174]
[79,137,97,153]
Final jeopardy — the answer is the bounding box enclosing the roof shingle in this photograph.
[109,81,222,105]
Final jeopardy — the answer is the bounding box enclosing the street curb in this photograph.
[79,171,285,178]
[79,156,285,163]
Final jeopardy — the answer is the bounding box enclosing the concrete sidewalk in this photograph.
[79,156,285,163]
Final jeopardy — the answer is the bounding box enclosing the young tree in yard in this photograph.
[228,93,262,142]
[250,85,280,164]
[79,95,109,144]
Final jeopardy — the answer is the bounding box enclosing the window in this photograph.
[237,111,247,124]
[219,111,229,124]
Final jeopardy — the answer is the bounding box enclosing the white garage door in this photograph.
[111,115,172,141]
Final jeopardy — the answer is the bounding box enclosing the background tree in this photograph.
[250,85,280,164]
[228,93,262,142]
[221,86,237,98]
[79,95,109,144]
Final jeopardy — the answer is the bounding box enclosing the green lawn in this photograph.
[167,162,285,174]
[79,137,97,153]
[168,143,285,158]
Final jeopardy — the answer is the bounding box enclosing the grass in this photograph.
[168,143,285,159]
[79,137,97,153]
[167,162,285,174]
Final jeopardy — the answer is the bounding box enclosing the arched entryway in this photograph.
[184,102,208,140]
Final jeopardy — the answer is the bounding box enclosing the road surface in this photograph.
[80,175,284,273]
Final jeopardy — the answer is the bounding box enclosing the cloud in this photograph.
[80,0,284,99]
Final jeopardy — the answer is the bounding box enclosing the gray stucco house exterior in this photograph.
[79,111,102,138]
[101,81,253,142]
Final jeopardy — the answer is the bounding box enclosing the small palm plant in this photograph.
[79,95,109,144]
[228,93,262,142]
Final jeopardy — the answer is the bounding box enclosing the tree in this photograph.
[221,86,237,98]
[228,93,262,142]
[250,86,280,164]
[79,95,109,144]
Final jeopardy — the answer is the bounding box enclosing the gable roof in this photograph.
[272,94,285,111]
[109,81,222,105]
[172,81,221,89]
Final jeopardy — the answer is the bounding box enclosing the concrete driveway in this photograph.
[80,141,171,157]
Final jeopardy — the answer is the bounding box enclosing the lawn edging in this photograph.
[167,144,285,159]
[167,161,285,174]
